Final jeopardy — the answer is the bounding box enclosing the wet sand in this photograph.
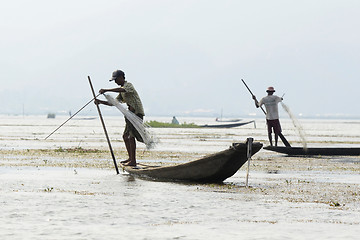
[1,115,360,239]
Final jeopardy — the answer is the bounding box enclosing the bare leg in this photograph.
[123,133,137,166]
[125,136,137,166]
[268,132,273,146]
[121,134,131,164]
[274,133,279,147]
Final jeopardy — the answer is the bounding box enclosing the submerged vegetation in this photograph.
[146,120,200,128]
[0,148,205,170]
[55,147,101,153]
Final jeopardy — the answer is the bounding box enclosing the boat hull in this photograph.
[121,141,263,183]
[215,118,242,122]
[264,146,360,156]
[200,120,255,128]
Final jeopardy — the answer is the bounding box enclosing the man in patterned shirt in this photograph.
[253,86,283,146]
[95,70,144,166]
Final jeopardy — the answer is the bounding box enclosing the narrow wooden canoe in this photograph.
[264,146,360,156]
[120,141,263,183]
[215,118,242,122]
[200,120,255,128]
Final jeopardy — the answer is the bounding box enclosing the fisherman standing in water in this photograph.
[253,87,283,146]
[95,70,145,167]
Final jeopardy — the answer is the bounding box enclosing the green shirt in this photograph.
[116,81,145,116]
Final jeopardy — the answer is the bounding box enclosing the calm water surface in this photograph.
[0,115,360,239]
[1,166,359,240]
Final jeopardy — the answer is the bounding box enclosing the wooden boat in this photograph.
[120,140,263,183]
[215,118,242,122]
[200,120,255,128]
[146,120,255,129]
[264,146,360,156]
[47,113,56,118]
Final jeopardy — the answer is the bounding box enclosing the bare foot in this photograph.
[124,161,136,167]
[120,159,130,164]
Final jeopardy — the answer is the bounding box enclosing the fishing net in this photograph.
[281,102,307,150]
[104,94,158,149]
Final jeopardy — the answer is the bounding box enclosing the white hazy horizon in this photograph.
[1,1,359,118]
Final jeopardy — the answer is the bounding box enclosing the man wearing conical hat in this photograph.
[253,87,283,146]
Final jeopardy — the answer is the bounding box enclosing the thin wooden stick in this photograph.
[88,76,119,174]
[44,93,101,140]
[245,137,253,188]
[241,79,266,115]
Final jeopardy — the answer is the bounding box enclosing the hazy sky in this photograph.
[1,0,359,118]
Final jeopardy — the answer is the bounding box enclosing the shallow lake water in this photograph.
[0,115,360,239]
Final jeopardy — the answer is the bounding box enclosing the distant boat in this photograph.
[47,113,56,118]
[200,120,256,128]
[68,111,96,120]
[215,108,242,122]
[146,120,256,129]
[74,117,96,120]
[120,140,263,183]
[215,118,242,123]
[146,120,198,128]
[264,146,360,156]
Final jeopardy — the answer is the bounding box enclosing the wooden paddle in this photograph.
[241,79,291,147]
[88,76,119,174]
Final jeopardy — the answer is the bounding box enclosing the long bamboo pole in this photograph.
[44,93,101,140]
[88,76,119,174]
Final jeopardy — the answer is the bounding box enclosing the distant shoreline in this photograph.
[1,113,360,120]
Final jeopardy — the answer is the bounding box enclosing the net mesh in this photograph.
[281,102,307,150]
[104,94,158,149]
